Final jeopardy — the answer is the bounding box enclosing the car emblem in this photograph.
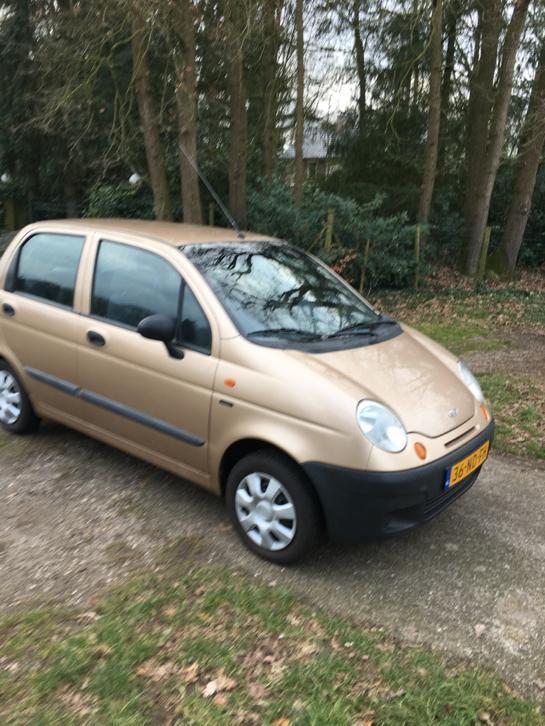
[448,408,459,418]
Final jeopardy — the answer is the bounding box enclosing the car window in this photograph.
[13,233,85,307]
[91,240,212,354]
[178,285,212,354]
[92,240,182,329]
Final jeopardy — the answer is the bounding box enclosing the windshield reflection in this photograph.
[183,242,380,343]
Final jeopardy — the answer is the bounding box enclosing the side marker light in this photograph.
[414,442,427,460]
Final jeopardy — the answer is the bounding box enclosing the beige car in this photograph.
[0,219,494,563]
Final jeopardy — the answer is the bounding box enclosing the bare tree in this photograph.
[437,0,461,174]
[463,0,531,274]
[226,0,248,227]
[410,0,422,109]
[262,0,284,178]
[417,0,443,236]
[440,0,459,121]
[293,0,305,207]
[171,0,202,224]
[352,0,366,131]
[489,45,545,275]
[131,12,172,221]
[463,0,501,257]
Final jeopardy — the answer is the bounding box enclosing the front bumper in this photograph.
[303,420,495,542]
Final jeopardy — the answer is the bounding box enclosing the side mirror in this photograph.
[137,314,184,360]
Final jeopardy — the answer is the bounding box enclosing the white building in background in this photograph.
[281,125,337,180]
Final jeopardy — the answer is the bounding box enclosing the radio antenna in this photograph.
[178,144,245,239]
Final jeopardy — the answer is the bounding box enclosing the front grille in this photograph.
[422,469,479,520]
[444,426,476,448]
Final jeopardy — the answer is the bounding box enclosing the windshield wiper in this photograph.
[325,316,398,339]
[247,317,399,343]
[247,327,322,341]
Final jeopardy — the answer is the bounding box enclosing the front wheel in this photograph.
[226,450,322,564]
[0,363,40,434]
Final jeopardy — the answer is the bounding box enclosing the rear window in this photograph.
[13,233,85,308]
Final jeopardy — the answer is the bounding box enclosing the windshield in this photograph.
[183,241,383,344]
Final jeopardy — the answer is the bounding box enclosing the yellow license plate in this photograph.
[444,441,490,490]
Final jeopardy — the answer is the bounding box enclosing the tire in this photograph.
[226,450,323,564]
[0,362,40,434]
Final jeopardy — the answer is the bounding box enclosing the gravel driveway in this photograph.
[1,422,544,701]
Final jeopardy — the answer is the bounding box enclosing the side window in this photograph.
[92,240,181,328]
[13,233,85,307]
[178,286,212,354]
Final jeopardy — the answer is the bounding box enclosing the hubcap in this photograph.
[235,472,297,551]
[0,372,22,425]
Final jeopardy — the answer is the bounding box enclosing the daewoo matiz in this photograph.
[0,220,494,563]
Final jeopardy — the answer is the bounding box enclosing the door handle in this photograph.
[87,330,106,347]
[2,303,15,317]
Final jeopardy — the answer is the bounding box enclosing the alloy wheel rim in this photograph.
[0,372,22,425]
[235,472,297,551]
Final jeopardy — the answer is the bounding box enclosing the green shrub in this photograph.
[84,178,418,290]
[247,178,417,289]
[84,183,156,220]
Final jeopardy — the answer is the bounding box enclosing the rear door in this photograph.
[76,237,217,481]
[0,230,88,420]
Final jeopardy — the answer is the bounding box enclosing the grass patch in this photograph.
[480,372,545,460]
[0,566,542,724]
[415,321,506,355]
[374,291,514,356]
[374,284,545,355]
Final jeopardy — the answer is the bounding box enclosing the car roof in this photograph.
[25,219,276,247]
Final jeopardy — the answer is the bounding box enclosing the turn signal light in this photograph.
[224,378,236,388]
[414,442,427,460]
[480,403,490,421]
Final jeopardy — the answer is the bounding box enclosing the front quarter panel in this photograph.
[208,338,374,489]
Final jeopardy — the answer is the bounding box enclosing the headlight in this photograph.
[458,361,484,403]
[356,400,407,453]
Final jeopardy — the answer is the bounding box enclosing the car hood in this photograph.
[289,327,475,437]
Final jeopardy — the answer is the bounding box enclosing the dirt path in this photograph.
[1,422,544,702]
[464,330,545,376]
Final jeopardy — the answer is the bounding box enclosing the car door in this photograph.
[76,237,217,483]
[0,230,89,420]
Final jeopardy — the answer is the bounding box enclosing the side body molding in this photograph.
[25,367,205,447]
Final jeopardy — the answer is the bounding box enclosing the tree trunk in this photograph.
[131,15,172,221]
[462,0,501,258]
[488,47,545,275]
[173,0,202,224]
[417,0,443,236]
[464,0,531,275]
[293,0,305,207]
[353,0,366,131]
[63,158,79,218]
[410,0,420,110]
[262,0,283,178]
[227,0,247,227]
[440,0,458,118]
[438,0,459,174]
[471,6,481,73]
[411,65,420,109]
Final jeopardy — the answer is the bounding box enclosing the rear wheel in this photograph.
[0,363,40,434]
[226,450,322,564]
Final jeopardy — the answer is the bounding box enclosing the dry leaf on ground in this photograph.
[202,670,237,698]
